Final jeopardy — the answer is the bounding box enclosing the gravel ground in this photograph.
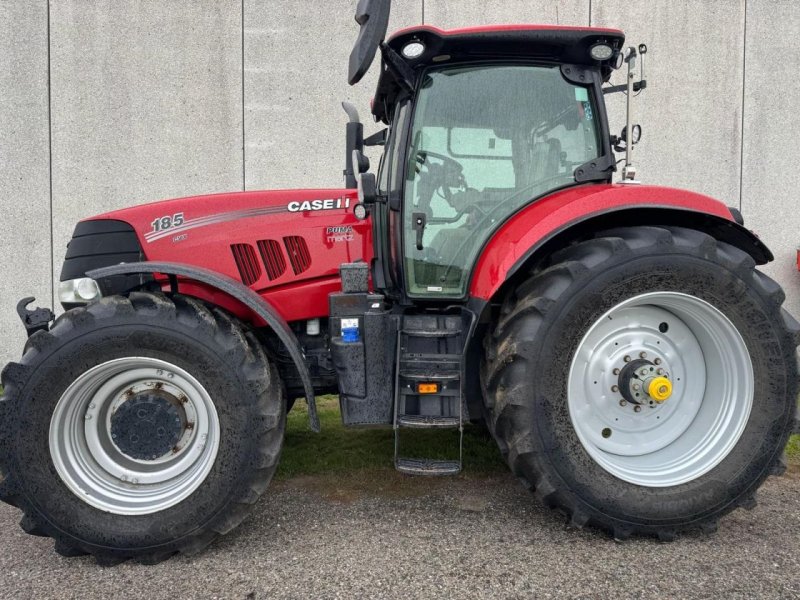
[0,468,798,600]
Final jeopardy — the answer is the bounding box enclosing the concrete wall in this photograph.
[1,0,798,364]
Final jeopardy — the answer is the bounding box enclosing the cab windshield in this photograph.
[403,64,601,297]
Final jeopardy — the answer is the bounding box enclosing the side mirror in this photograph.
[357,172,377,204]
[348,0,392,86]
[352,149,370,175]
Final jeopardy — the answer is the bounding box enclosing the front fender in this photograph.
[468,184,771,300]
[87,261,319,432]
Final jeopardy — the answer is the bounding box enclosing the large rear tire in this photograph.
[482,226,799,539]
[0,292,285,564]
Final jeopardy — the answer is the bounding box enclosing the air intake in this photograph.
[283,236,311,275]
[257,239,287,281]
[230,243,262,286]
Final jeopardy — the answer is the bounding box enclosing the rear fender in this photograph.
[88,261,319,432]
[468,184,772,301]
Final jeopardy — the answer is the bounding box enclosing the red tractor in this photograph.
[2,1,798,564]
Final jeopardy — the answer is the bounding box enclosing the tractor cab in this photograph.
[344,2,626,300]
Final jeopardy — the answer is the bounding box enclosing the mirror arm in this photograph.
[603,80,647,94]
[380,43,415,93]
[364,128,387,147]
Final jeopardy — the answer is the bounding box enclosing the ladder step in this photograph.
[397,414,460,429]
[401,328,461,338]
[399,371,459,381]
[395,458,462,476]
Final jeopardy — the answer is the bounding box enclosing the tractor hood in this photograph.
[65,188,372,322]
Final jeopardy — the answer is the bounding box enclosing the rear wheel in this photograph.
[482,226,799,539]
[0,292,285,564]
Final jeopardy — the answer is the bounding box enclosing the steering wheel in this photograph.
[414,150,467,205]
[436,174,574,284]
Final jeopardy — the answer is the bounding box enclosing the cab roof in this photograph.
[372,24,625,122]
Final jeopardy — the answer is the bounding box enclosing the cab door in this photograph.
[401,64,604,299]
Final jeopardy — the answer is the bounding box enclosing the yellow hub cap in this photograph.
[648,376,673,402]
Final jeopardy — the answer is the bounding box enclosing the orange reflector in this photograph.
[417,382,439,394]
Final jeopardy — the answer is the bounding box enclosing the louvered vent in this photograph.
[230,243,262,286]
[283,236,311,275]
[257,239,287,281]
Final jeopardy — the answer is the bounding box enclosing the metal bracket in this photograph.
[16,297,55,337]
[560,64,594,86]
[603,80,647,95]
[574,154,617,183]
[380,42,415,92]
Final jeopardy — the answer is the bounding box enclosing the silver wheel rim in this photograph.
[50,357,220,515]
[567,292,753,487]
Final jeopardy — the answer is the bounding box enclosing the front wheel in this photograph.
[482,226,799,539]
[0,293,285,564]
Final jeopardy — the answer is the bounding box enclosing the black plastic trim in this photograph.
[60,219,149,302]
[86,261,320,432]
[728,206,744,225]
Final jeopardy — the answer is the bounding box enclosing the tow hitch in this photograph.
[16,297,55,337]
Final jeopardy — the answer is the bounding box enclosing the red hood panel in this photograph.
[89,188,371,321]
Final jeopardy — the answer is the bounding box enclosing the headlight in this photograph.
[59,278,102,304]
[589,43,614,61]
[401,41,425,59]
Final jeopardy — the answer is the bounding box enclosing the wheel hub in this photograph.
[110,390,185,460]
[617,358,673,406]
[647,376,672,403]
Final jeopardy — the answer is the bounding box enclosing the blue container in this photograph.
[341,318,360,343]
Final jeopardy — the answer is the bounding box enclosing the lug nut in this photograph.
[613,368,620,375]
[611,385,619,392]
[624,355,631,363]
[634,405,642,413]
[632,383,640,391]
[657,368,664,375]
[654,358,662,365]
[619,399,627,407]
[639,352,647,359]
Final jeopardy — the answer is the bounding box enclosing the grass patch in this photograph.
[276,395,506,479]
[786,435,800,464]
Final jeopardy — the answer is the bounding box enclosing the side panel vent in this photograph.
[230,243,262,286]
[257,239,287,281]
[283,236,311,275]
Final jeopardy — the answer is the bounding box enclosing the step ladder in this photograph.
[393,316,464,476]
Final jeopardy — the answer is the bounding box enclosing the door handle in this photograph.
[412,212,426,251]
